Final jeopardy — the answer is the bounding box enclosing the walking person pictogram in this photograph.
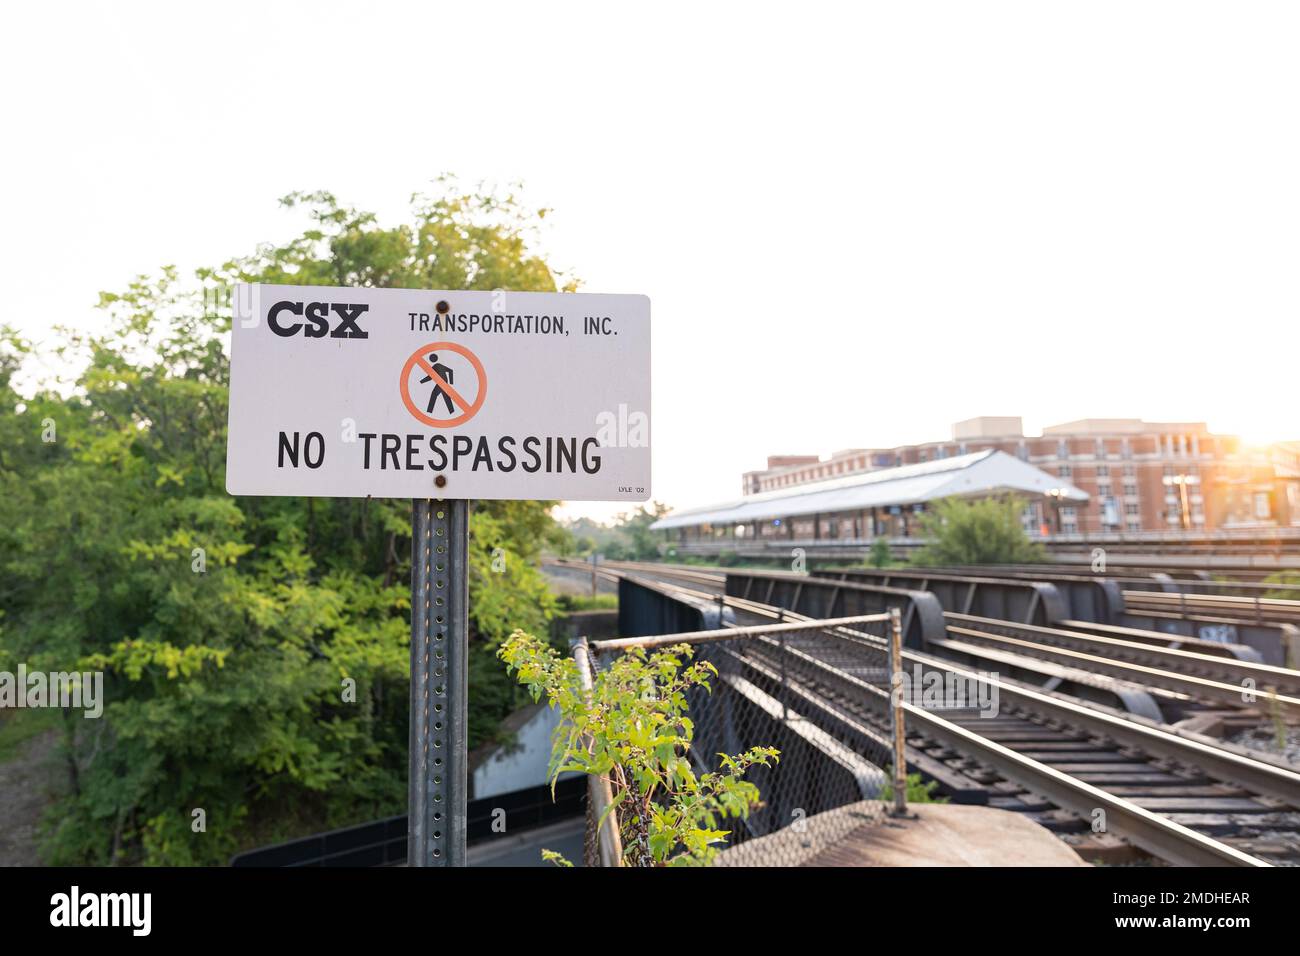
[419,353,456,415]
[399,341,489,428]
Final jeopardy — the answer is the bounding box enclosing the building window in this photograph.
[1123,482,1138,498]
[1060,505,1078,533]
[1021,505,1037,533]
[1096,464,1109,478]
[1058,464,1073,479]
[1101,496,1119,526]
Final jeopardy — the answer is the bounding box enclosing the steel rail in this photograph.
[942,616,1300,717]
[1125,589,1300,626]
[591,612,890,653]
[594,568,1292,866]
[591,569,1300,805]
[766,639,1266,867]
[1057,618,1261,661]
[946,614,1292,684]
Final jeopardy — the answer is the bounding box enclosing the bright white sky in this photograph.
[3,2,1297,522]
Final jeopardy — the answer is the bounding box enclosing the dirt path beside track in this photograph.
[0,727,62,866]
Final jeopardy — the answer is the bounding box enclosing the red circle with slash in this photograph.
[399,341,488,428]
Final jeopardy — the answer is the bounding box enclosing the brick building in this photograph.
[740,417,1300,534]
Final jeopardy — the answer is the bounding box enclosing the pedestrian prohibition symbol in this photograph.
[399,341,488,428]
[227,284,649,501]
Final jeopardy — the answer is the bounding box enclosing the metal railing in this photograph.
[573,611,907,866]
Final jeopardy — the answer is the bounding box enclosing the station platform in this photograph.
[716,801,1091,867]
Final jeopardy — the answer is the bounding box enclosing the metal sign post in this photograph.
[408,498,469,866]
[225,283,650,869]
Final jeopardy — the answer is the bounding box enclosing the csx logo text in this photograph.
[268,301,370,339]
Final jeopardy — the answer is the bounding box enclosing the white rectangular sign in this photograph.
[226,284,650,501]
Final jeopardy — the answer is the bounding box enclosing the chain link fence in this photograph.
[577,613,907,866]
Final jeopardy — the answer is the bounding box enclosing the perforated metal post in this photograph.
[408,498,469,866]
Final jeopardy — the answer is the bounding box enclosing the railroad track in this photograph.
[584,564,1300,866]
[601,558,1300,632]
[938,614,1300,721]
[573,560,1300,722]
[547,558,728,592]
[1123,589,1300,627]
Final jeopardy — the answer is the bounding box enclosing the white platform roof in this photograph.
[650,450,1088,531]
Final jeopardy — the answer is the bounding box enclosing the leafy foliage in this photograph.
[555,593,619,612]
[499,630,779,866]
[0,181,567,864]
[910,496,1045,566]
[557,503,670,560]
[1262,571,1300,601]
[879,771,947,804]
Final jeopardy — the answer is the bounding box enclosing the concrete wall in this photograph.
[550,609,619,644]
[471,703,578,800]
[471,611,617,800]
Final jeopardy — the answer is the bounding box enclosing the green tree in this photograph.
[910,495,1045,566]
[555,507,672,562]
[0,181,569,865]
[622,502,671,560]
